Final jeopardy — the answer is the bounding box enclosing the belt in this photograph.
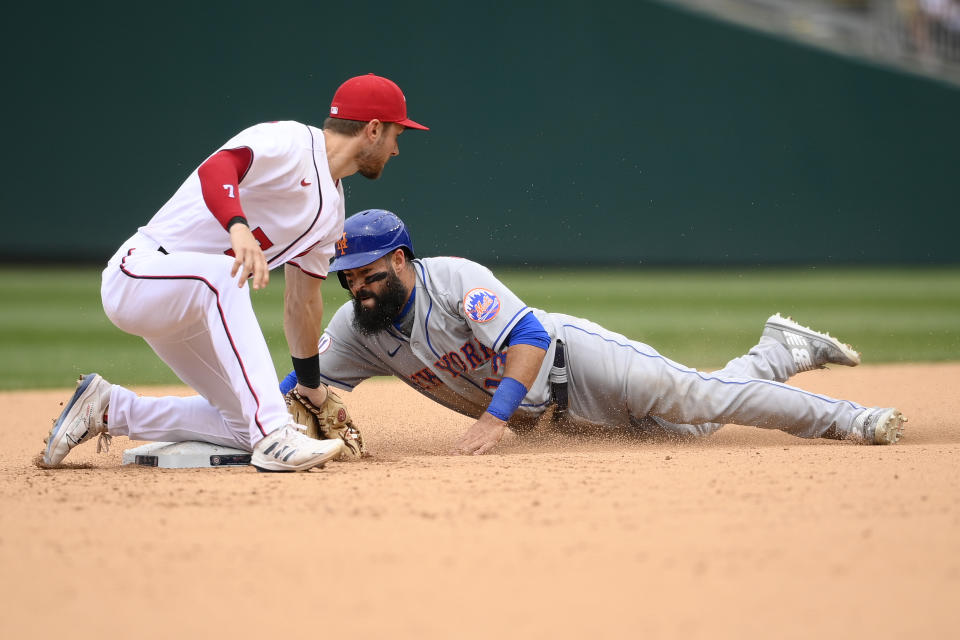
[549,340,568,422]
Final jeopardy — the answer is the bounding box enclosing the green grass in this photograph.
[500,266,960,365]
[0,265,958,390]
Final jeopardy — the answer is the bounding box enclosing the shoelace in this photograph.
[275,422,311,446]
[287,422,311,441]
[96,432,112,454]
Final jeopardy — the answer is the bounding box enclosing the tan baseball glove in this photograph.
[284,387,366,460]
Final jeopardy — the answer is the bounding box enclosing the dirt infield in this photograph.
[2,364,958,639]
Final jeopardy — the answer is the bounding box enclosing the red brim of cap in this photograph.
[395,118,429,131]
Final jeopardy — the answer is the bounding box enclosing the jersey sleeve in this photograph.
[316,303,393,390]
[196,148,253,229]
[218,122,303,189]
[438,258,531,352]
[504,311,550,349]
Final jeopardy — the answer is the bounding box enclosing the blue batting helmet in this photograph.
[329,209,414,273]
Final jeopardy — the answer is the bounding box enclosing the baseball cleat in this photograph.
[250,423,343,472]
[762,313,861,372]
[43,373,112,466]
[851,407,906,445]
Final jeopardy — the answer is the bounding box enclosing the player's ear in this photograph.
[364,119,383,142]
[391,247,406,270]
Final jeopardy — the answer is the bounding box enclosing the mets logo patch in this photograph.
[318,333,333,355]
[463,288,501,323]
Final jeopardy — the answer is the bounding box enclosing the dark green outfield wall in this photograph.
[3,1,958,265]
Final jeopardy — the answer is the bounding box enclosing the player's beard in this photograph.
[351,270,408,335]
[356,139,390,180]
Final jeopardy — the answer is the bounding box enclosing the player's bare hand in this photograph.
[451,413,507,455]
[295,383,328,407]
[229,224,269,289]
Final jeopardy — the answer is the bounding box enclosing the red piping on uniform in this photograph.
[118,250,269,438]
[265,124,326,266]
[286,260,328,279]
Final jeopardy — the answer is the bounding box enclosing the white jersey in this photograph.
[100,120,351,451]
[316,257,560,422]
[139,120,344,277]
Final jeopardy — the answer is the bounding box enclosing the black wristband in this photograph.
[227,216,248,230]
[291,355,321,389]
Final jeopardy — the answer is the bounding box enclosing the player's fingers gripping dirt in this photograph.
[452,415,507,456]
[285,388,366,459]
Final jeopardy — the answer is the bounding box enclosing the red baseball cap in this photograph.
[329,73,428,130]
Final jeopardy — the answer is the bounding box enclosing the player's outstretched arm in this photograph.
[284,264,328,405]
[451,343,547,456]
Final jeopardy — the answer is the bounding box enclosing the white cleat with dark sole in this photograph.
[851,407,906,445]
[762,313,861,372]
[43,373,113,466]
[250,423,343,472]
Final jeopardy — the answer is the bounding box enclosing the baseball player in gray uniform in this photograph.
[281,210,906,455]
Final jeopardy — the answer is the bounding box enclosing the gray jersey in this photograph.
[318,257,871,440]
[317,257,558,421]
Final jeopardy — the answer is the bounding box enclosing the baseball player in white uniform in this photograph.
[43,74,428,472]
[280,210,906,455]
